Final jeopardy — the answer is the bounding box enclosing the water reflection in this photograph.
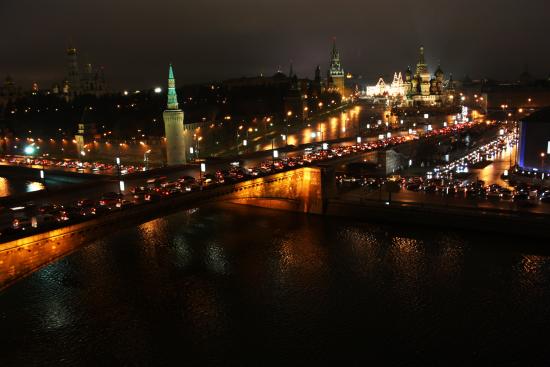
[0,176,44,197]
[0,177,11,197]
[1,205,550,366]
[516,254,550,297]
[205,241,228,275]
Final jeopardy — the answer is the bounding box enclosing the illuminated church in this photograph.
[404,46,447,105]
[363,46,455,106]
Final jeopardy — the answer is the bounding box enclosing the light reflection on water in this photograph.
[26,181,44,192]
[0,204,549,366]
[0,177,10,197]
[0,176,44,197]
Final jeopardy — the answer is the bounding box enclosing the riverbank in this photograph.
[326,198,550,239]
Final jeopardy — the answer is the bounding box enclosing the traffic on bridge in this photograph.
[0,119,478,243]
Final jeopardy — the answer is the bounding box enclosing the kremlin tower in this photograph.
[327,39,345,96]
[163,64,187,165]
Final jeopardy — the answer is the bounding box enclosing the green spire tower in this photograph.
[163,64,187,165]
[167,64,179,110]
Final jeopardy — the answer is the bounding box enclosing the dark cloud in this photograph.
[1,0,549,89]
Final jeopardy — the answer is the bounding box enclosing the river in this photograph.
[0,204,549,366]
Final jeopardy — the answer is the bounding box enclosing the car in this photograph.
[76,199,95,207]
[406,183,421,191]
[99,192,123,207]
[202,174,216,185]
[513,192,529,202]
[178,176,197,185]
[12,217,33,230]
[246,168,260,176]
[53,210,70,222]
[38,203,63,214]
[423,185,437,194]
[144,192,162,202]
[114,200,134,209]
[540,190,550,203]
[182,184,194,192]
[160,187,181,197]
[76,206,97,217]
[486,190,502,201]
[146,176,168,188]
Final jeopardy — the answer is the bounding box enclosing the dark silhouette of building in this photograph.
[518,107,550,172]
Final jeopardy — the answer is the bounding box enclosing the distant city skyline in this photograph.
[2,0,550,89]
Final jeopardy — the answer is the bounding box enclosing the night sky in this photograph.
[2,0,549,89]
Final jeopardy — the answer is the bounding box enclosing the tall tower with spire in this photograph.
[67,45,80,96]
[163,64,187,165]
[328,39,345,95]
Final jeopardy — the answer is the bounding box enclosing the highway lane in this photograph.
[342,181,550,215]
[471,145,516,188]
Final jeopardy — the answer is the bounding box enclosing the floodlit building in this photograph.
[163,64,187,165]
[362,45,455,107]
[365,72,407,97]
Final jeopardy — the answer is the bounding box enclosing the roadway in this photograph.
[340,145,550,214]
[471,145,516,188]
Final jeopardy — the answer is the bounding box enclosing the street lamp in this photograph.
[24,145,35,155]
[144,149,151,171]
[272,148,279,169]
[200,162,206,190]
[39,168,46,189]
[115,157,122,194]
[195,136,202,159]
[541,153,546,174]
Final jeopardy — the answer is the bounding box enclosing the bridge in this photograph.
[0,166,337,289]
[0,120,491,289]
